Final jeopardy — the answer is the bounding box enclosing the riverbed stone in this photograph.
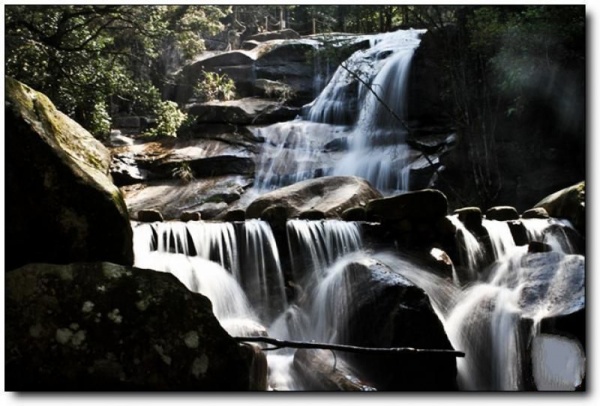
[534,181,585,236]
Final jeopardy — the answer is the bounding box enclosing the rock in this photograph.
[342,207,366,221]
[522,207,550,219]
[246,176,382,224]
[122,175,253,221]
[333,257,457,390]
[180,211,201,222]
[137,209,164,223]
[366,189,448,223]
[222,209,246,222]
[110,137,256,186]
[254,41,319,104]
[241,40,261,50]
[507,220,529,246]
[186,97,300,125]
[535,181,585,236]
[299,210,325,220]
[485,206,519,221]
[247,29,301,42]
[198,202,229,220]
[5,77,133,271]
[528,241,553,253]
[5,262,252,390]
[253,78,295,100]
[454,207,482,230]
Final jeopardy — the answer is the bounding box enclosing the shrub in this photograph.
[145,101,187,137]
[193,71,236,102]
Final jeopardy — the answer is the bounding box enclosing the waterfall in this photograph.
[252,29,427,194]
[482,219,517,260]
[448,215,484,282]
[133,220,287,323]
[286,219,363,285]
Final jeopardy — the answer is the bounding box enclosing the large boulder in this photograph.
[122,175,253,221]
[246,176,383,223]
[535,181,585,236]
[366,189,448,222]
[5,77,133,271]
[329,257,458,390]
[5,262,254,390]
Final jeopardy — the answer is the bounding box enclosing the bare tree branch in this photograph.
[234,336,465,357]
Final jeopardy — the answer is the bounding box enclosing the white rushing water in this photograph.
[253,29,427,194]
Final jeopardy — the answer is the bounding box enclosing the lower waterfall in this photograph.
[132,216,584,391]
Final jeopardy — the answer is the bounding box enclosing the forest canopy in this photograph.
[5,4,584,152]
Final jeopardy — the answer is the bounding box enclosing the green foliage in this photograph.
[5,5,227,138]
[88,100,112,139]
[145,101,187,137]
[171,162,195,182]
[193,71,236,102]
[263,82,295,103]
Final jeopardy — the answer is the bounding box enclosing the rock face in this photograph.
[122,175,253,221]
[246,176,383,222]
[5,262,253,390]
[186,97,300,125]
[110,136,255,186]
[535,181,585,236]
[169,39,322,106]
[5,77,133,271]
[334,258,457,390]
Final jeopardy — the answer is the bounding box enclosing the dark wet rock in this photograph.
[5,262,253,390]
[535,181,585,236]
[246,176,382,225]
[366,189,448,223]
[123,175,253,221]
[522,207,550,219]
[342,207,367,222]
[299,210,326,220]
[454,207,483,231]
[485,206,519,221]
[507,220,529,246]
[180,211,201,222]
[221,209,246,222]
[528,241,553,253]
[333,257,457,390]
[137,209,164,223]
[5,77,133,271]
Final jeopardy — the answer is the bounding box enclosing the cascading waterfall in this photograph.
[252,29,427,194]
[133,220,287,324]
[482,219,517,260]
[447,215,484,283]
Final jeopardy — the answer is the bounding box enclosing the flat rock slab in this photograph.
[122,175,253,220]
[186,97,300,125]
[111,137,255,185]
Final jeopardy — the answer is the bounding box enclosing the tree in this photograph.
[5,5,228,137]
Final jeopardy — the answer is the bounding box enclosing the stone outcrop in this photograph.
[5,262,254,390]
[246,176,382,224]
[5,77,133,271]
[332,257,458,390]
[186,97,300,125]
[535,181,585,236]
[122,175,253,221]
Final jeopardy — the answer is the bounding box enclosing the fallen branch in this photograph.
[233,336,465,358]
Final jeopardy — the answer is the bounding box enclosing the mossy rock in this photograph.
[5,77,133,271]
[5,262,253,390]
